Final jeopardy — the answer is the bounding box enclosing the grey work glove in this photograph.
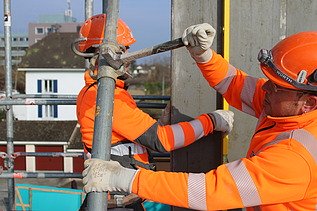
[182,23,216,63]
[208,110,234,134]
[82,159,137,193]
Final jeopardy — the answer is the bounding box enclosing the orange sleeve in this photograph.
[132,169,189,208]
[197,51,229,87]
[131,164,243,210]
[156,114,214,151]
[197,51,267,118]
[131,140,311,210]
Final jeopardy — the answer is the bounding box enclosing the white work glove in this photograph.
[182,23,216,63]
[208,110,234,133]
[82,159,137,193]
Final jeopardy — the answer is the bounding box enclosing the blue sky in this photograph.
[1,0,171,62]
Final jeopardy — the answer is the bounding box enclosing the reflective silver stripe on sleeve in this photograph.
[253,132,291,156]
[110,143,147,156]
[292,129,317,162]
[171,124,185,149]
[188,173,207,210]
[84,152,91,160]
[214,64,236,94]
[241,76,258,116]
[84,143,147,159]
[190,119,205,140]
[254,129,317,163]
[226,160,262,207]
[241,103,256,116]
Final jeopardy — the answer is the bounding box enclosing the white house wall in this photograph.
[14,70,85,120]
[26,72,84,94]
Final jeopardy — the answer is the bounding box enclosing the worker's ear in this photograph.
[302,95,317,113]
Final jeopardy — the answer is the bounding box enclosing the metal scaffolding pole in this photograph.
[10,152,84,158]
[11,94,170,101]
[87,1,120,210]
[12,94,78,99]
[0,98,76,105]
[85,0,94,19]
[3,0,15,209]
[0,98,168,108]
[0,172,82,179]
[85,0,94,69]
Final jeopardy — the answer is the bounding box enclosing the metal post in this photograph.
[85,0,94,69]
[87,1,120,211]
[3,0,15,210]
[85,0,94,19]
[0,97,168,108]
[0,172,82,179]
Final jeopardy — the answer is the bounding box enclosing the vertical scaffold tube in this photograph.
[84,0,94,69]
[3,0,15,210]
[87,1,120,211]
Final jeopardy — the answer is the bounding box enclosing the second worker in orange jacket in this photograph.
[82,23,317,211]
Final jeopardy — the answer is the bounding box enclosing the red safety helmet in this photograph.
[78,14,136,52]
[258,31,317,92]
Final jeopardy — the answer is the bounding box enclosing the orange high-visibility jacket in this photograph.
[131,52,317,210]
[76,71,214,166]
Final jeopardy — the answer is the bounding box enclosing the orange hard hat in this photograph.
[78,13,136,52]
[258,31,317,92]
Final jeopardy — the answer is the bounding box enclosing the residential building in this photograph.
[14,32,85,121]
[0,120,83,173]
[0,32,86,173]
[28,21,81,46]
[0,34,29,66]
[14,67,84,120]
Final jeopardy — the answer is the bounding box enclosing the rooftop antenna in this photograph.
[65,0,73,21]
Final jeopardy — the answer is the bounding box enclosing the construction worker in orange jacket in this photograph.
[77,15,234,210]
[82,23,317,211]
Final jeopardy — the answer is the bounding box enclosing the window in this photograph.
[37,79,58,119]
[35,27,44,35]
[46,27,53,34]
[38,105,58,119]
[37,79,58,94]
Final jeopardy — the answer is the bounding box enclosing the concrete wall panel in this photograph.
[172,0,317,168]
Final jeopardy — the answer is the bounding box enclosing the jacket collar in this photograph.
[266,109,317,129]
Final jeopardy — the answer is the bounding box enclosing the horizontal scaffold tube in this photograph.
[0,172,82,179]
[0,152,84,159]
[11,94,171,101]
[0,99,168,108]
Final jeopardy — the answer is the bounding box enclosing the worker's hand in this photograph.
[182,23,216,63]
[158,102,194,125]
[158,102,172,125]
[208,110,234,133]
[82,159,137,193]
